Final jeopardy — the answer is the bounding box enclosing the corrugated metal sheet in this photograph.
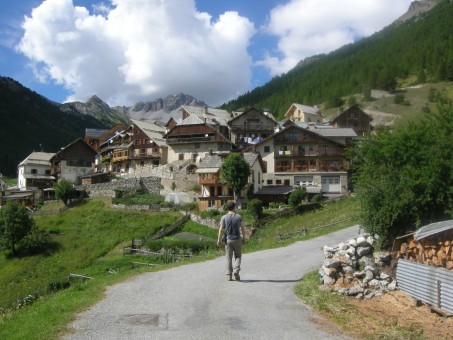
[414,219,453,241]
[396,259,453,314]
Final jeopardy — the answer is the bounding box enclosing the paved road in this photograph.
[65,226,360,340]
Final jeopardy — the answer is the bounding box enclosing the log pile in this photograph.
[396,235,453,270]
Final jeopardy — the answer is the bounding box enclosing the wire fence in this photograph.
[277,216,359,241]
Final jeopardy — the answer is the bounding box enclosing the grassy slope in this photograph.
[0,196,359,339]
[323,82,453,126]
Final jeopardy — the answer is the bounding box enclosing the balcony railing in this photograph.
[275,150,344,157]
[275,165,345,173]
[199,178,221,185]
[129,152,161,160]
[274,136,319,144]
[230,125,275,132]
[166,136,215,144]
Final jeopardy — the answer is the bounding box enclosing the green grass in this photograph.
[0,195,360,339]
[0,199,182,309]
[323,81,453,127]
[245,196,360,251]
[295,271,427,340]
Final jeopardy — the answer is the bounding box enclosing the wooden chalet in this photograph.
[331,105,372,136]
[284,103,323,124]
[195,152,233,210]
[50,138,97,184]
[228,108,278,150]
[245,124,351,195]
[17,151,55,190]
[164,115,234,165]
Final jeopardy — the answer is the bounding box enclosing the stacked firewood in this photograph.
[397,235,453,270]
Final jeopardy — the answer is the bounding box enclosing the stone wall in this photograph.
[319,233,397,299]
[78,176,161,198]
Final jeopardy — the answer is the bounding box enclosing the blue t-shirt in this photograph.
[220,212,242,240]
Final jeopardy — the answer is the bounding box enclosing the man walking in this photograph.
[217,201,246,281]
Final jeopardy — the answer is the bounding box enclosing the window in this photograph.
[45,170,51,175]
[179,153,184,161]
[264,146,270,153]
[284,179,290,185]
[135,139,140,145]
[276,179,282,185]
[31,169,37,174]
[288,132,297,141]
[144,139,150,144]
[267,179,273,185]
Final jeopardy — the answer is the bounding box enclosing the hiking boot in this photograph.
[234,272,240,281]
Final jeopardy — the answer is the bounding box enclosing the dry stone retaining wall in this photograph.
[78,177,161,198]
[320,233,397,299]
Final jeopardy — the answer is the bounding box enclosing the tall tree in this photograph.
[54,179,76,205]
[220,153,250,203]
[0,202,36,254]
[351,102,453,246]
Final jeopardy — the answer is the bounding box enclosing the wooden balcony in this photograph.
[274,136,318,144]
[230,125,274,133]
[199,178,221,185]
[166,136,215,144]
[275,150,344,157]
[129,152,161,160]
[275,165,345,173]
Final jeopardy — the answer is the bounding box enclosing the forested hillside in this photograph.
[0,77,106,177]
[221,0,453,118]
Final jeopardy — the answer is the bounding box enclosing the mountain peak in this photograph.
[395,0,436,23]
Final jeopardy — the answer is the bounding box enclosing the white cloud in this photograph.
[17,0,255,106]
[258,0,413,76]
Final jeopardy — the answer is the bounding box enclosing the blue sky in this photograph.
[0,0,412,107]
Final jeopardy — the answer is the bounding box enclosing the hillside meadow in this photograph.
[0,196,359,339]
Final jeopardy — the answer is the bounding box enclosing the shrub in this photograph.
[288,187,307,207]
[247,199,263,226]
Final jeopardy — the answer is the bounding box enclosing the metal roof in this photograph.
[198,154,224,168]
[18,152,55,166]
[310,127,357,137]
[255,185,294,196]
[23,174,55,180]
[85,128,108,138]
[195,167,219,174]
[293,103,320,115]
[414,219,453,241]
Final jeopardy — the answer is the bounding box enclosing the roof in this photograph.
[304,186,322,194]
[309,127,357,138]
[23,174,55,180]
[198,154,224,168]
[85,128,108,139]
[284,103,320,118]
[243,152,258,167]
[195,167,220,174]
[228,107,277,125]
[52,138,97,160]
[181,105,232,126]
[130,120,167,147]
[255,185,294,196]
[18,152,55,166]
[414,220,453,241]
[242,124,347,152]
[293,103,320,115]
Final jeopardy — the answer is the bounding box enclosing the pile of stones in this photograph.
[319,233,397,299]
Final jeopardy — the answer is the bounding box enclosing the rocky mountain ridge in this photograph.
[61,93,207,126]
[395,0,437,23]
